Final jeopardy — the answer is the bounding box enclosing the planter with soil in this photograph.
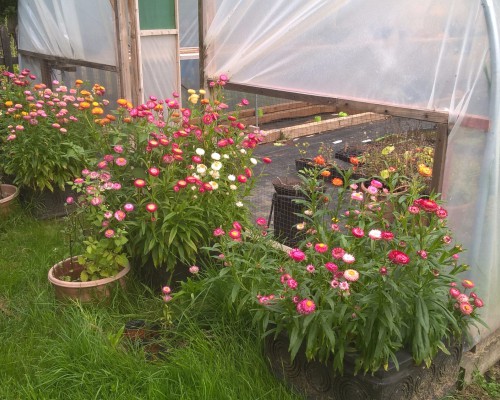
[0,184,19,216]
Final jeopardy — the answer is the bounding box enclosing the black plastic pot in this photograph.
[265,332,463,400]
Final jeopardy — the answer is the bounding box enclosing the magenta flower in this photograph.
[457,294,470,303]
[314,243,328,253]
[449,288,461,298]
[256,217,267,227]
[351,227,364,238]
[474,297,484,308]
[436,208,448,219]
[287,279,298,289]
[388,250,410,265]
[370,179,383,189]
[213,227,225,237]
[65,196,74,205]
[325,262,338,272]
[296,299,316,315]
[91,196,103,206]
[306,264,315,273]
[332,247,346,259]
[381,231,394,240]
[124,203,134,212]
[408,206,420,214]
[289,248,306,262]
[146,203,158,213]
[228,229,241,240]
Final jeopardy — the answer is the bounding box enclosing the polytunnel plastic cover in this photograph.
[204,0,500,339]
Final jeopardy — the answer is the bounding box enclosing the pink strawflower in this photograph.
[366,185,378,195]
[379,266,388,275]
[114,210,126,221]
[332,247,346,259]
[104,229,115,238]
[124,203,134,212]
[351,227,364,238]
[213,227,225,237]
[91,196,103,206]
[351,192,363,201]
[314,243,328,253]
[306,264,315,273]
[115,157,127,166]
[325,262,338,273]
[146,203,158,213]
[370,179,383,189]
[189,265,199,274]
[408,206,420,214]
[462,279,475,289]
[457,294,470,303]
[228,229,241,240]
[381,231,394,240]
[436,208,448,219]
[233,221,243,231]
[287,279,298,289]
[443,235,452,244]
[113,145,123,153]
[289,248,306,262]
[344,269,360,282]
[459,302,473,315]
[339,281,350,291]
[162,286,171,294]
[296,299,316,315]
[449,287,461,298]
[388,250,410,265]
[417,250,428,259]
[65,196,74,205]
[330,279,339,288]
[474,297,484,308]
[256,217,267,226]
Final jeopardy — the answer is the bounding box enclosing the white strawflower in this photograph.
[228,174,236,181]
[211,161,222,171]
[236,201,243,207]
[230,184,238,190]
[209,170,220,179]
[211,152,221,160]
[223,154,230,159]
[195,148,205,156]
[196,164,207,175]
[250,158,257,165]
[209,181,219,190]
[240,149,247,154]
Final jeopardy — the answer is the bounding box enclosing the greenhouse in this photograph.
[1,0,500,399]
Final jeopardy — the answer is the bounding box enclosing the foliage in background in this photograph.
[0,71,106,191]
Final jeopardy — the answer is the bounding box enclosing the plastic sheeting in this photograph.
[18,0,116,66]
[179,0,199,47]
[141,35,179,100]
[204,0,500,339]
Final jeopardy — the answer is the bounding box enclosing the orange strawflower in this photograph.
[349,156,360,166]
[117,98,128,106]
[91,107,104,115]
[79,101,91,109]
[321,170,331,177]
[313,155,326,165]
[418,164,432,177]
[331,177,343,186]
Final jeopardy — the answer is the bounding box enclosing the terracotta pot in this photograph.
[0,184,19,216]
[48,256,130,302]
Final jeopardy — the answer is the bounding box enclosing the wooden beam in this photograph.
[129,0,143,105]
[431,122,449,194]
[115,0,132,101]
[198,0,206,91]
[17,50,117,72]
[224,82,450,124]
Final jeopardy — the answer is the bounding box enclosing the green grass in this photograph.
[0,209,300,400]
[1,209,498,400]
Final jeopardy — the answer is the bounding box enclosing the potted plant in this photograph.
[205,172,485,399]
[295,142,342,182]
[47,169,131,302]
[0,170,19,216]
[0,70,107,218]
[64,75,271,289]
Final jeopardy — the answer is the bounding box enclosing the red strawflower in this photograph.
[388,250,410,265]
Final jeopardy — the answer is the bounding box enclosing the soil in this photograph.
[453,361,500,399]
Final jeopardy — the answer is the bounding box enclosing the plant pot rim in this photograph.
[0,184,19,203]
[48,256,131,288]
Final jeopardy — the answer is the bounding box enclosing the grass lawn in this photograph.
[0,208,498,400]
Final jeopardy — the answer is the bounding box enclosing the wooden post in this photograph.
[198,0,206,90]
[114,0,133,101]
[431,122,449,194]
